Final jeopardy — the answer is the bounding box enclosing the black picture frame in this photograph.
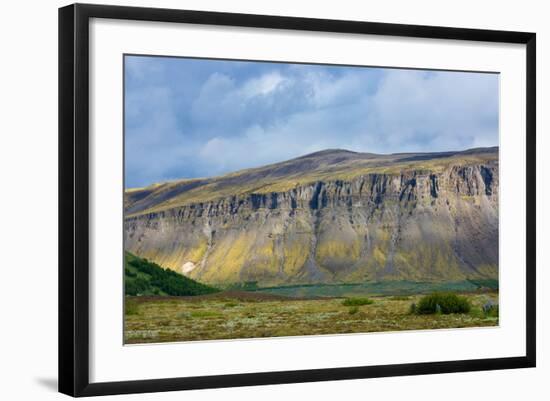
[59,3,536,397]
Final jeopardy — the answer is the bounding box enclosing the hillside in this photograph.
[124,251,219,296]
[124,147,499,286]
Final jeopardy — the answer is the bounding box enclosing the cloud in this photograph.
[241,71,286,98]
[356,69,499,152]
[124,56,498,187]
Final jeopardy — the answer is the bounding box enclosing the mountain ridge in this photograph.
[125,146,498,217]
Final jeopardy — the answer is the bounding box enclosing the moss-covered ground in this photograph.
[124,292,498,344]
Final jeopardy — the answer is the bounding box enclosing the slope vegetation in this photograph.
[125,251,219,296]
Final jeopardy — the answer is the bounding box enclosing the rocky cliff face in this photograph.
[124,150,498,286]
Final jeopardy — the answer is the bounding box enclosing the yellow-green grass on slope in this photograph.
[124,292,498,344]
[125,150,498,217]
[252,154,498,195]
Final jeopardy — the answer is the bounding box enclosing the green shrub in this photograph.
[342,297,374,306]
[125,277,149,296]
[482,300,499,318]
[415,293,471,314]
[348,306,359,315]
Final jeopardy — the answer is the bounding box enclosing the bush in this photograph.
[342,297,374,306]
[125,277,149,296]
[415,293,471,315]
[482,300,499,317]
[348,306,359,315]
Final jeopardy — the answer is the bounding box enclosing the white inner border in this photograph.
[89,18,526,383]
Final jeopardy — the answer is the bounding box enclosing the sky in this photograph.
[124,55,499,188]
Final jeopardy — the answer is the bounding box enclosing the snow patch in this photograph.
[181,261,197,274]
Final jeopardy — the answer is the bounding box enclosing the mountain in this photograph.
[124,251,219,296]
[124,147,499,286]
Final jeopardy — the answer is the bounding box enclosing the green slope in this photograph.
[124,251,219,296]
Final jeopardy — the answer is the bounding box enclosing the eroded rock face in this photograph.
[124,162,498,286]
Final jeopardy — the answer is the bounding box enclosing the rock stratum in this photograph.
[124,147,499,286]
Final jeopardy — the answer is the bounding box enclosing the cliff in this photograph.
[124,148,499,286]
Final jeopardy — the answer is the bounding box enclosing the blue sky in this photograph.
[125,55,499,188]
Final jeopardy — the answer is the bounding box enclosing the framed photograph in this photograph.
[59,3,536,397]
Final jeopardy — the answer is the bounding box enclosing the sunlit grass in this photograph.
[124,292,498,344]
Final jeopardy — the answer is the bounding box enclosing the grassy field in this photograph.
[124,291,498,344]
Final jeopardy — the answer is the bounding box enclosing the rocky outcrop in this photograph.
[124,160,498,286]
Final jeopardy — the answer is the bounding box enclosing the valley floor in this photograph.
[124,292,498,344]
